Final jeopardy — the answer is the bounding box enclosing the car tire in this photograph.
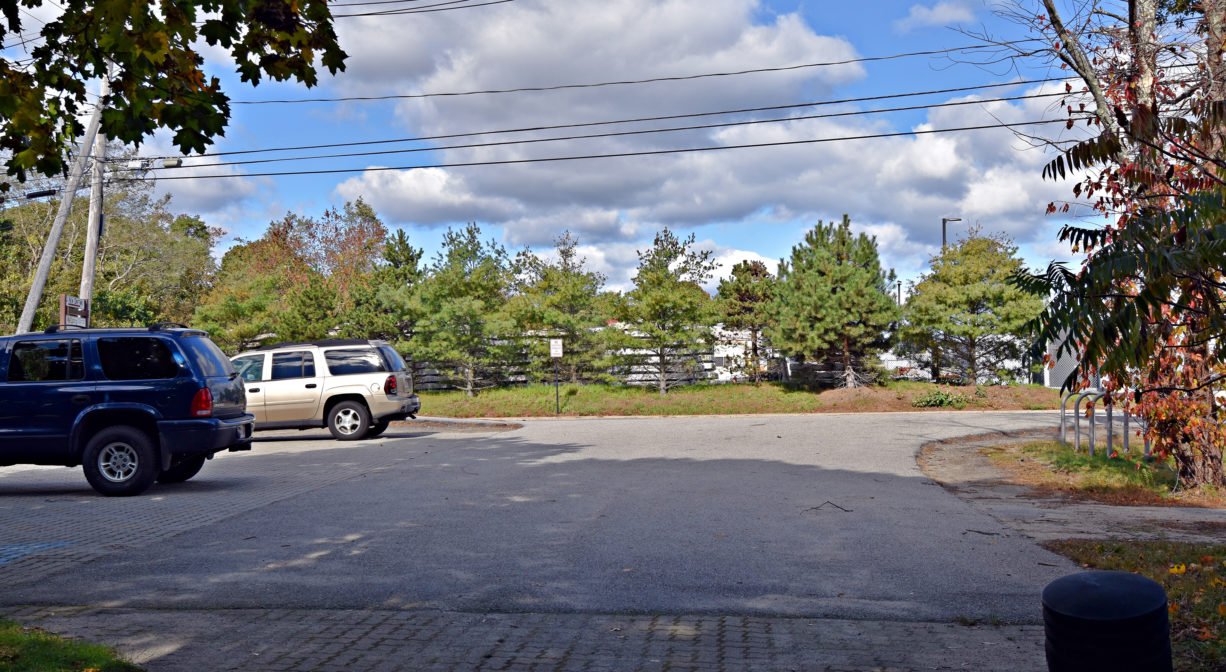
[366,419,390,437]
[82,426,160,496]
[328,401,371,440]
[157,455,207,484]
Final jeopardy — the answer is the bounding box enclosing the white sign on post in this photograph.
[60,294,89,327]
[549,339,563,358]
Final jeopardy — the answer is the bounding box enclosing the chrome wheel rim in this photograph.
[98,442,139,482]
[334,408,362,435]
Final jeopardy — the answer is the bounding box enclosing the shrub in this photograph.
[911,389,971,409]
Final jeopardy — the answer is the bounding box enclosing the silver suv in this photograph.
[230,339,420,441]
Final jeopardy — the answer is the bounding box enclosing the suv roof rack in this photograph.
[251,338,375,351]
[44,324,87,333]
[147,322,189,331]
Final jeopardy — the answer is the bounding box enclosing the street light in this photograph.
[941,217,962,247]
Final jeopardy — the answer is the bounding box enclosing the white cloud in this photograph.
[334,167,520,224]
[892,2,977,34]
[184,0,1091,292]
[706,246,779,294]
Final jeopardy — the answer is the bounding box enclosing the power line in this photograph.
[144,117,1086,181]
[332,0,464,6]
[332,0,513,18]
[229,41,1039,105]
[150,76,1077,160]
[178,90,1076,170]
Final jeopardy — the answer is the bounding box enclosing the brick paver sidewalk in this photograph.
[5,605,1044,671]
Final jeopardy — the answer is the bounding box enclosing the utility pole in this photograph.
[79,64,112,311]
[16,94,106,334]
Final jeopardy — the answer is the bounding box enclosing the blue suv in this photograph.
[0,324,255,496]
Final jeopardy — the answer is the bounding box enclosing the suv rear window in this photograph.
[324,348,387,375]
[178,334,236,378]
[7,339,84,382]
[377,345,407,372]
[98,337,180,380]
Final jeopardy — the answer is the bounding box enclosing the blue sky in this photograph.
[26,0,1101,294]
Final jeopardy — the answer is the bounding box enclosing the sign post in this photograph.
[59,294,89,328]
[549,339,563,415]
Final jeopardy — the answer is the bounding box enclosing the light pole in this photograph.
[941,217,962,247]
[896,280,902,306]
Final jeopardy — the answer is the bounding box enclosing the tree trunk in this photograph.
[1203,1,1226,164]
[657,349,667,395]
[749,327,762,383]
[464,362,475,397]
[842,334,857,388]
[1041,0,1124,142]
[1173,443,1226,488]
[1206,1,1226,99]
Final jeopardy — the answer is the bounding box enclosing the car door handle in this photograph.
[248,387,260,393]
[71,394,90,404]
[305,383,317,388]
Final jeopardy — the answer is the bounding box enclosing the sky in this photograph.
[21,0,1105,295]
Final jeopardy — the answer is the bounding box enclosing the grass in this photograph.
[0,619,141,671]
[418,381,1060,418]
[983,440,1226,508]
[1044,540,1226,672]
[421,382,823,416]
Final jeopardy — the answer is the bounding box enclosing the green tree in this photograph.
[997,0,1226,487]
[716,259,776,383]
[278,273,338,342]
[620,229,718,394]
[902,232,1044,383]
[508,231,617,383]
[192,227,304,351]
[0,0,346,187]
[340,229,423,346]
[410,223,512,396]
[0,168,218,332]
[768,215,898,388]
[193,200,386,351]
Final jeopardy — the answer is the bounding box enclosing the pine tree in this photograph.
[620,229,718,394]
[716,260,776,383]
[901,232,1044,383]
[768,215,897,388]
[507,231,616,383]
[409,223,512,396]
[341,229,423,345]
[277,273,338,342]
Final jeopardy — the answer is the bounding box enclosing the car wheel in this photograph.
[157,455,207,484]
[328,401,371,440]
[82,426,160,496]
[366,419,390,437]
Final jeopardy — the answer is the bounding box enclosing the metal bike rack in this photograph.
[1072,390,1102,455]
[1062,388,1152,457]
[1059,390,1087,444]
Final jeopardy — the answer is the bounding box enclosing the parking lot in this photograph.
[1,412,1065,670]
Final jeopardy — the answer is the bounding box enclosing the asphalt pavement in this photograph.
[0,411,1067,670]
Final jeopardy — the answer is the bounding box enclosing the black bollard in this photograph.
[1042,570,1171,672]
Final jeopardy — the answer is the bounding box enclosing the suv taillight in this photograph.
[384,375,397,395]
[191,387,213,417]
